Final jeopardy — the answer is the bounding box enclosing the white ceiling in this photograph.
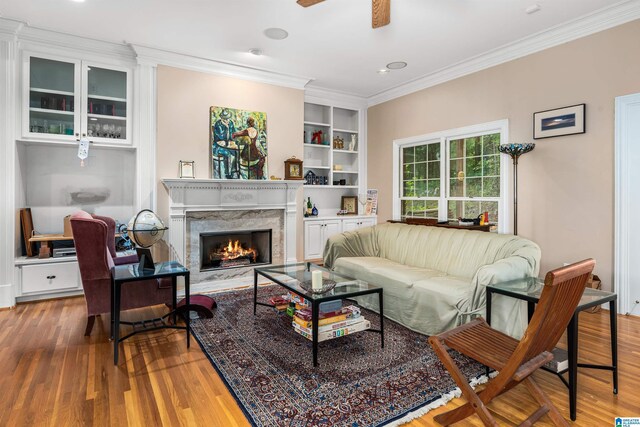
[0,0,631,98]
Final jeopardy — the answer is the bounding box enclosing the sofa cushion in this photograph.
[334,257,445,298]
[334,256,477,335]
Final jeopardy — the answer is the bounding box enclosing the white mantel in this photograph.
[161,179,303,266]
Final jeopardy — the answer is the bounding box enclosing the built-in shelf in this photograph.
[29,107,74,116]
[17,138,136,150]
[333,128,358,134]
[15,255,78,266]
[304,121,331,127]
[333,149,358,154]
[303,143,330,149]
[304,185,359,189]
[305,165,331,170]
[30,87,74,96]
[332,170,358,174]
[88,94,127,102]
[87,113,126,121]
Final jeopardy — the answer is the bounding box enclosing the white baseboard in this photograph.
[0,284,15,308]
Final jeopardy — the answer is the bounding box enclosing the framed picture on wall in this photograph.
[533,103,586,139]
[179,160,195,178]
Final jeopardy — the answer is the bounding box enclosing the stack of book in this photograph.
[292,303,370,342]
[268,295,290,312]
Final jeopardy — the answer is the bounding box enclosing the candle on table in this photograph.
[312,270,322,291]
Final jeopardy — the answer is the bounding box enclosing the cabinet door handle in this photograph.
[46,275,56,280]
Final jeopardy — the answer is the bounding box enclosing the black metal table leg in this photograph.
[312,300,319,367]
[527,301,535,322]
[486,290,492,325]
[185,272,190,349]
[113,280,121,365]
[610,300,618,394]
[379,290,384,348]
[567,313,579,421]
[110,273,115,340]
[485,289,492,377]
[172,276,177,325]
[253,269,258,315]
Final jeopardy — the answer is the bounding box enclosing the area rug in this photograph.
[190,285,488,427]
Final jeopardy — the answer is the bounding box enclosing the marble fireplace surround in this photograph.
[162,179,303,290]
[186,209,283,285]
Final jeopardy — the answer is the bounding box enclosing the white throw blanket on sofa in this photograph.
[323,223,541,337]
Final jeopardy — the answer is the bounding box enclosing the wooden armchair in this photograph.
[429,258,595,426]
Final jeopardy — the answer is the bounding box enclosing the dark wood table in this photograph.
[110,261,190,365]
[388,219,491,232]
[486,278,617,421]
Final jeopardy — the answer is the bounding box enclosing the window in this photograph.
[394,121,509,232]
[400,141,441,219]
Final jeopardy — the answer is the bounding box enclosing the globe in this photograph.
[127,209,168,248]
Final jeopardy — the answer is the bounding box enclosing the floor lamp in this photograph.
[498,143,535,235]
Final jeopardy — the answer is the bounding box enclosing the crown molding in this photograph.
[367,0,640,107]
[131,44,312,90]
[0,18,136,62]
[0,18,23,41]
[304,86,368,110]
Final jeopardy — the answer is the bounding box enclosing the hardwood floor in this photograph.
[0,296,637,426]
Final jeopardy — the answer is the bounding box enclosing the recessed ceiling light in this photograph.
[525,4,541,14]
[248,48,263,56]
[377,69,389,75]
[386,61,407,70]
[264,28,289,40]
[70,0,86,3]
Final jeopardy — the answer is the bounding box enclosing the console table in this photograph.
[486,278,617,421]
[110,261,190,365]
[388,219,491,232]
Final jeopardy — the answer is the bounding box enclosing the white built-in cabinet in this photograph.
[342,217,377,233]
[23,52,132,145]
[304,216,376,260]
[302,98,372,261]
[17,258,82,296]
[12,47,139,302]
[303,103,361,192]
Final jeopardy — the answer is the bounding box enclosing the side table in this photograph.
[486,277,617,421]
[110,261,190,365]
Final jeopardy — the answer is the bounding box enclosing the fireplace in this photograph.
[200,229,272,271]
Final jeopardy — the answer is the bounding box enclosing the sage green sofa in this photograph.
[323,222,541,337]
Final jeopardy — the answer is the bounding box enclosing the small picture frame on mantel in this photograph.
[179,160,195,178]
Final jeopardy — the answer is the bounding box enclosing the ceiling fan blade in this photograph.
[297,0,325,6]
[372,0,390,28]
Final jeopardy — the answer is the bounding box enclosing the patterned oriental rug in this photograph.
[190,285,488,427]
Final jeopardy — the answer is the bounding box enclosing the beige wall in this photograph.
[368,20,640,290]
[156,65,305,259]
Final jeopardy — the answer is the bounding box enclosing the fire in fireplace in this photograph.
[200,229,272,271]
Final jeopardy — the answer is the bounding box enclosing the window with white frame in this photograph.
[394,121,509,232]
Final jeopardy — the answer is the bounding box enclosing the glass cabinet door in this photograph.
[85,66,128,142]
[28,57,78,137]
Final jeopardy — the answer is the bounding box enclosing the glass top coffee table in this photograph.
[254,262,384,367]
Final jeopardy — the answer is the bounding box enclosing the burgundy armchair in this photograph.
[70,210,172,336]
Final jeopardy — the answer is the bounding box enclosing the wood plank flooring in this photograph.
[0,296,637,426]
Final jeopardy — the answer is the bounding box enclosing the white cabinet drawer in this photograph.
[21,262,80,294]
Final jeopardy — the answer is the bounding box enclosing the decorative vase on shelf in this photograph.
[312,204,318,216]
